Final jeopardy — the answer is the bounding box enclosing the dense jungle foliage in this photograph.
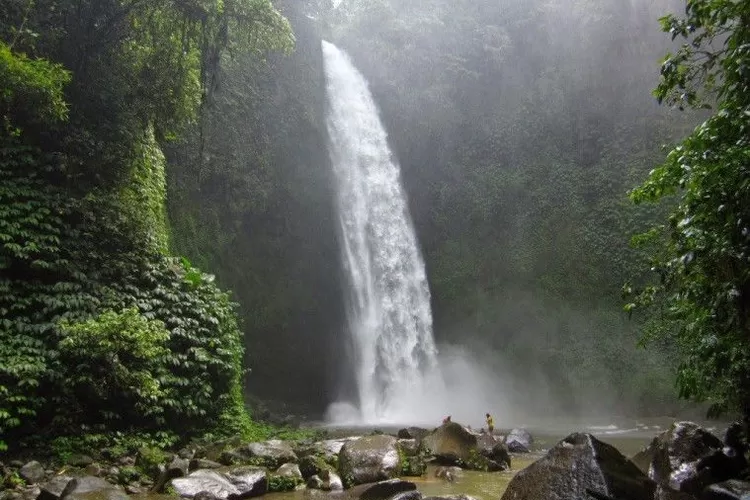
[0,0,293,451]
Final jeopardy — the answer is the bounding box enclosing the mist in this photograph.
[313,0,696,424]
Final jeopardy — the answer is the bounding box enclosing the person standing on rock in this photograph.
[486,413,494,434]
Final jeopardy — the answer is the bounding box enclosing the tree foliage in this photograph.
[627,0,750,417]
[0,0,293,449]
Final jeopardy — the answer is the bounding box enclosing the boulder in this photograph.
[19,461,45,485]
[631,421,724,495]
[422,423,477,465]
[338,435,400,487]
[224,466,268,498]
[397,428,430,443]
[189,459,223,471]
[505,429,533,453]
[319,470,343,491]
[305,470,343,492]
[500,433,655,500]
[475,434,511,470]
[390,492,422,500]
[221,440,297,468]
[397,439,419,456]
[701,479,750,500]
[274,463,302,481]
[38,476,73,500]
[168,457,191,478]
[397,439,426,477]
[170,470,240,500]
[298,455,334,480]
[59,476,128,500]
[654,484,699,500]
[348,479,417,500]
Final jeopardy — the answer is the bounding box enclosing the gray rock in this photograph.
[631,421,724,495]
[397,439,419,456]
[178,448,196,460]
[505,429,533,453]
[19,486,40,500]
[306,475,324,490]
[169,457,191,478]
[390,492,422,500]
[397,428,430,443]
[500,433,655,500]
[124,484,142,495]
[60,476,127,500]
[348,479,417,500]
[194,492,217,500]
[701,479,750,500]
[245,440,297,468]
[189,459,222,471]
[38,476,73,500]
[225,466,268,498]
[274,463,302,481]
[422,423,477,465]
[298,455,334,480]
[339,434,400,486]
[655,484,698,500]
[321,471,343,491]
[0,491,22,500]
[19,461,45,485]
[170,470,240,500]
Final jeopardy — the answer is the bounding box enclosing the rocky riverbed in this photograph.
[1,420,748,500]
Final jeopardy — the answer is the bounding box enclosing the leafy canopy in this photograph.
[626,0,750,417]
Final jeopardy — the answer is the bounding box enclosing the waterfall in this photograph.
[322,41,442,424]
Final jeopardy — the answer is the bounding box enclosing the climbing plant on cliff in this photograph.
[626,0,750,418]
[0,0,293,449]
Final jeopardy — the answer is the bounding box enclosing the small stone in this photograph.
[117,456,135,467]
[125,484,142,495]
[37,475,73,500]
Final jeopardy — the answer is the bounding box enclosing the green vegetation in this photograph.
[268,473,304,492]
[0,0,294,451]
[626,0,750,419]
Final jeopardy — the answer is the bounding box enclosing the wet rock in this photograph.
[701,479,750,500]
[17,486,40,500]
[339,435,400,486]
[390,492,422,500]
[306,475,324,489]
[654,484,698,500]
[274,463,302,481]
[434,466,463,483]
[19,461,45,485]
[505,429,533,453]
[397,439,419,456]
[60,476,128,500]
[245,441,297,468]
[631,421,724,495]
[500,433,655,500]
[189,459,222,472]
[194,492,217,500]
[422,423,477,465]
[169,457,191,478]
[298,455,334,480]
[170,470,240,500]
[38,476,73,500]
[124,484,142,495]
[225,466,268,498]
[397,428,430,443]
[348,479,417,500]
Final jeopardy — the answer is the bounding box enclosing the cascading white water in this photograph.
[322,41,442,423]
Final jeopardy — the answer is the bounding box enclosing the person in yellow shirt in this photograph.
[485,413,494,434]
